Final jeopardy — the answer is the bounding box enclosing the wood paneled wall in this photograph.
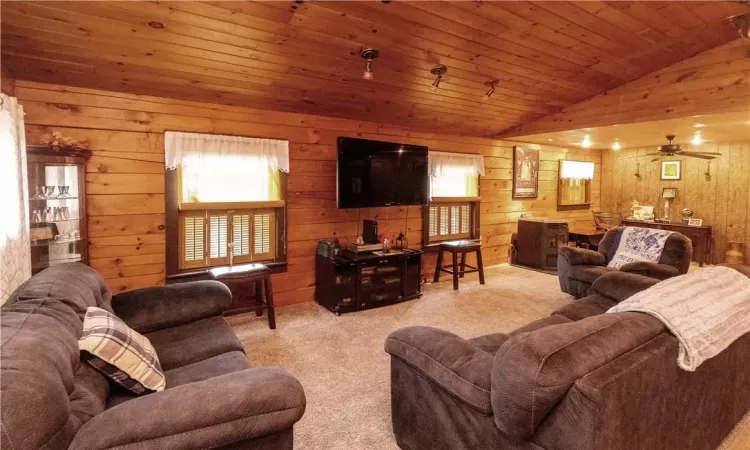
[601,142,750,264]
[500,39,750,137]
[1,62,14,95]
[16,81,601,306]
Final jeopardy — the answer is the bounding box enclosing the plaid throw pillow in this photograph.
[79,306,166,395]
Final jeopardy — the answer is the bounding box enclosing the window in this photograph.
[164,132,289,272]
[425,151,484,245]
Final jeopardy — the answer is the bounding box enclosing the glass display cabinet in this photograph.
[26,145,91,275]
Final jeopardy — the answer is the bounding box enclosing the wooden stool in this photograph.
[433,240,485,290]
[209,263,276,329]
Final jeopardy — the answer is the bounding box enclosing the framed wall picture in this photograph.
[661,161,681,180]
[512,145,539,199]
[662,187,677,199]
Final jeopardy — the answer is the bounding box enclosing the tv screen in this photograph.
[337,137,428,208]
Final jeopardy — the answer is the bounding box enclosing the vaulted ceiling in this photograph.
[1,1,748,137]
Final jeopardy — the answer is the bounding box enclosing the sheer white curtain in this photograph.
[428,151,484,198]
[164,132,289,203]
[0,94,30,304]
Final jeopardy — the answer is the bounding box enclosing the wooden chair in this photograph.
[592,211,620,232]
[433,240,485,290]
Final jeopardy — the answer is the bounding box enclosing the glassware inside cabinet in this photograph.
[27,146,91,275]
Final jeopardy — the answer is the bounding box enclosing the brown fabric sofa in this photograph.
[558,225,693,298]
[385,267,750,450]
[1,263,305,450]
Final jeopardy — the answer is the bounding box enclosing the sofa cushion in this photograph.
[468,333,510,354]
[509,313,571,336]
[107,351,251,409]
[552,294,618,321]
[0,263,113,450]
[165,351,251,388]
[491,312,666,441]
[145,316,244,371]
[385,326,494,414]
[80,307,165,394]
[568,265,617,284]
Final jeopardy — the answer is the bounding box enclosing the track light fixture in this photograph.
[360,48,379,80]
[430,65,447,91]
[483,79,499,100]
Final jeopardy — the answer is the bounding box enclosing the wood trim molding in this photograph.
[178,200,285,211]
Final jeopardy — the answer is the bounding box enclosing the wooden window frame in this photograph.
[423,197,481,247]
[166,170,288,276]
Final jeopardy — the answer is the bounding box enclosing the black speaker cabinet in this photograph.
[363,220,379,244]
[516,218,568,270]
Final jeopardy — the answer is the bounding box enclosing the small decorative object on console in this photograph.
[688,218,703,227]
[682,208,694,223]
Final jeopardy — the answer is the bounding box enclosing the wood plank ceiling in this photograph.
[1,1,747,137]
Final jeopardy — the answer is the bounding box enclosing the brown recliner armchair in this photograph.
[558,226,693,298]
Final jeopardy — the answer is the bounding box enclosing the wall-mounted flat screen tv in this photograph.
[337,137,428,208]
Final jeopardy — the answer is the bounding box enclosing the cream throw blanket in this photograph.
[607,226,674,269]
[608,266,750,371]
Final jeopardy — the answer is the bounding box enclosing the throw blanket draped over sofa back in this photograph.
[609,266,750,371]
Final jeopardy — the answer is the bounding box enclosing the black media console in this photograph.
[315,249,423,315]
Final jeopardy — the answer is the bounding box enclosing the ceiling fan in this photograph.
[644,135,723,162]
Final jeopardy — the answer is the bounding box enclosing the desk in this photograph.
[209,263,276,329]
[621,220,712,266]
[568,227,606,251]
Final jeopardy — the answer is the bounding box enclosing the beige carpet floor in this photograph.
[226,264,750,450]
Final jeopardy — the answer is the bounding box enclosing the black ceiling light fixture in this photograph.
[430,65,447,91]
[483,79,499,100]
[360,48,379,80]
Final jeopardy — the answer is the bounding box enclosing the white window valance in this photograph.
[164,132,290,173]
[560,160,594,180]
[428,151,485,177]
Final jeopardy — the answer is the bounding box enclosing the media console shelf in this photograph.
[315,249,423,315]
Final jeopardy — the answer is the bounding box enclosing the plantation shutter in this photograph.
[181,213,205,269]
[208,213,230,265]
[253,210,275,260]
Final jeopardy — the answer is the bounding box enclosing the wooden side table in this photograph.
[433,240,485,290]
[209,263,276,329]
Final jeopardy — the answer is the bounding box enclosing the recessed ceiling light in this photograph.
[581,135,592,148]
[547,138,553,142]
[694,123,705,128]
[691,131,703,145]
[612,141,621,151]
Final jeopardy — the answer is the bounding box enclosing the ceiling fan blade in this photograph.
[642,152,664,156]
[651,155,665,162]
[680,153,718,160]
[682,151,723,155]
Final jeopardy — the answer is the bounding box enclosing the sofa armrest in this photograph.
[69,367,305,449]
[592,271,661,303]
[385,326,495,414]
[112,281,232,333]
[619,261,680,280]
[558,246,606,267]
